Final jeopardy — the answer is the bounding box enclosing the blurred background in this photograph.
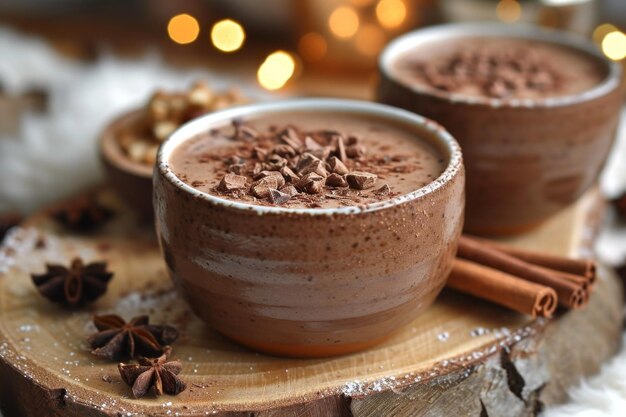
[0,0,625,216]
[1,0,625,99]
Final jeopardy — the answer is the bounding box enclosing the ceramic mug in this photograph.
[378,23,622,235]
[154,99,465,357]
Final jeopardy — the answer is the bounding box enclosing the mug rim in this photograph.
[156,98,463,216]
[379,22,622,109]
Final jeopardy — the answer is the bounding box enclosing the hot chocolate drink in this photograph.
[378,24,622,235]
[169,112,446,209]
[392,37,606,100]
[155,99,465,357]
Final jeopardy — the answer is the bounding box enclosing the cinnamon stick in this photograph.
[469,235,596,287]
[457,236,588,309]
[448,259,558,318]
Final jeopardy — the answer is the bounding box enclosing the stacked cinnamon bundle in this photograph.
[447,235,596,318]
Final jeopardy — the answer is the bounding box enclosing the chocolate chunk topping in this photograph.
[251,176,279,198]
[299,159,328,178]
[328,156,349,175]
[269,189,291,205]
[304,136,322,150]
[228,163,246,175]
[279,127,303,149]
[346,171,377,190]
[254,170,286,188]
[336,136,348,162]
[375,184,391,195]
[280,185,299,196]
[218,174,247,192]
[295,172,324,194]
[203,120,436,207]
[273,144,297,157]
[409,45,565,99]
[280,166,300,183]
[295,153,321,173]
[326,173,348,188]
[253,147,268,161]
[346,145,366,158]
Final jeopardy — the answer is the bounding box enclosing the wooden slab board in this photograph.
[0,187,622,417]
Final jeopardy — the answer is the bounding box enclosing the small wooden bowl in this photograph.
[99,109,154,222]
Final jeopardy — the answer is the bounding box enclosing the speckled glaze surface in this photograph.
[378,23,623,236]
[99,109,154,222]
[154,99,465,357]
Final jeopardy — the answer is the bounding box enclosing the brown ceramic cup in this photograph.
[377,23,623,236]
[154,99,465,357]
[99,109,154,221]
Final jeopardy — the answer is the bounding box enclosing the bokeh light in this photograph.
[257,51,296,90]
[167,14,200,45]
[602,31,626,61]
[350,0,375,6]
[329,6,360,39]
[376,0,407,29]
[496,0,522,23]
[593,23,618,44]
[298,32,328,62]
[211,19,246,52]
[355,24,386,56]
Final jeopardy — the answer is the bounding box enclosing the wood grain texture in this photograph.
[0,187,621,417]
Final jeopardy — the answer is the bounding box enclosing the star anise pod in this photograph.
[118,347,186,398]
[31,258,113,306]
[51,195,114,232]
[88,314,179,361]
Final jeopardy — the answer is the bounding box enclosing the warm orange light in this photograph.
[257,51,296,90]
[329,6,360,39]
[211,19,246,52]
[355,24,386,56]
[496,0,521,23]
[375,0,407,29]
[167,14,200,45]
[602,31,626,61]
[350,0,375,6]
[298,32,328,62]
